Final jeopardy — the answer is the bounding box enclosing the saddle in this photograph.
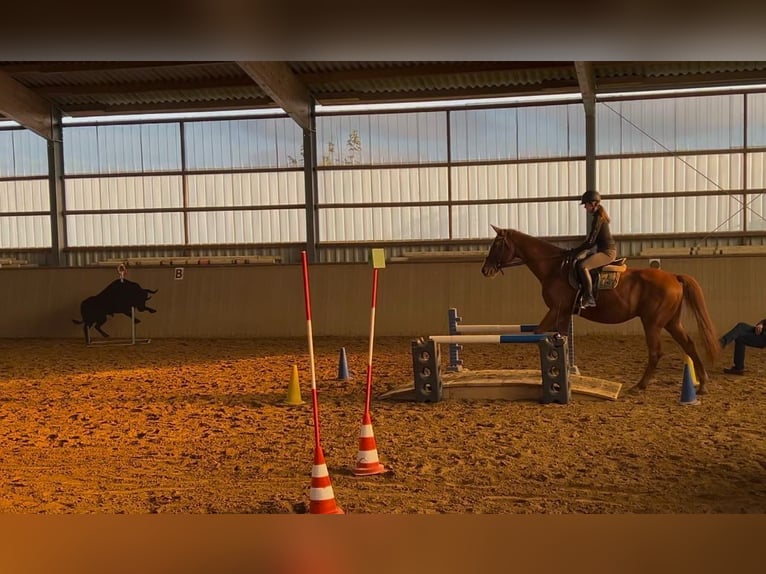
[569,257,628,309]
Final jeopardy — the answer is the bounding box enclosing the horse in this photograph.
[480,224,720,394]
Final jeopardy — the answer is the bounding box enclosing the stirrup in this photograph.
[580,295,596,308]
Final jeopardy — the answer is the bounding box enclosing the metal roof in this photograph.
[2,61,766,128]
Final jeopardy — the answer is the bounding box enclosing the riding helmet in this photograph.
[580,190,601,204]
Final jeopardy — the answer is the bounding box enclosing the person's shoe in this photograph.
[723,366,745,375]
[581,295,596,308]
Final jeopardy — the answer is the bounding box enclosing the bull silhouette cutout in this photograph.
[72,279,158,342]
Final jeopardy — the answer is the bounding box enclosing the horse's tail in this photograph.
[677,274,721,362]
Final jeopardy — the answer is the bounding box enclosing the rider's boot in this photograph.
[578,266,596,308]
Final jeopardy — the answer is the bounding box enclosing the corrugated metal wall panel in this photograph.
[67,213,185,247]
[319,206,449,241]
[0,130,48,177]
[610,196,743,234]
[187,209,305,244]
[598,94,743,155]
[66,176,184,210]
[64,124,182,174]
[451,161,585,201]
[316,112,447,165]
[0,215,50,248]
[748,93,766,147]
[598,154,743,195]
[318,167,448,204]
[184,118,302,170]
[187,172,304,207]
[748,152,766,188]
[0,179,49,211]
[742,195,766,231]
[450,108,518,161]
[517,104,581,158]
[452,200,579,239]
[675,95,744,151]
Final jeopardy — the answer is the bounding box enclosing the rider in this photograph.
[567,190,617,308]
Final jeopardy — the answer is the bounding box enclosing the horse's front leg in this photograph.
[626,322,663,394]
[536,307,571,335]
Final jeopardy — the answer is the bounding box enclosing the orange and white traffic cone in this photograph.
[309,447,344,514]
[353,411,386,476]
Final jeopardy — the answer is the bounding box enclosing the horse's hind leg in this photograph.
[665,319,709,395]
[629,322,664,393]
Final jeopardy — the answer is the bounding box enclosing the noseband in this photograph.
[489,233,518,274]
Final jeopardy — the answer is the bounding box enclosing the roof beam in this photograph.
[35,77,259,97]
[574,61,596,102]
[236,61,313,130]
[60,97,275,117]
[295,61,572,83]
[0,70,55,140]
[0,61,221,74]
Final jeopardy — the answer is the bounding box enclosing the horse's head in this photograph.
[481,225,517,278]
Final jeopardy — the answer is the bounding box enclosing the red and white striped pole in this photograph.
[353,249,387,476]
[301,251,343,514]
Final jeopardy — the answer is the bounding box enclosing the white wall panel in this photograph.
[0,180,49,212]
[452,161,585,201]
[318,167,448,204]
[598,154,742,195]
[610,196,743,234]
[65,176,183,210]
[0,130,48,177]
[187,172,304,207]
[67,213,184,246]
[320,206,448,241]
[317,112,447,165]
[738,194,766,231]
[0,215,50,248]
[747,152,766,189]
[748,93,766,147]
[64,124,182,174]
[452,201,581,239]
[187,209,305,244]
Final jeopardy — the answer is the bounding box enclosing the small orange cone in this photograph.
[285,364,305,405]
[309,447,344,514]
[353,411,386,476]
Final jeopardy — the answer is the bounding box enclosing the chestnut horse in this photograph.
[480,225,720,394]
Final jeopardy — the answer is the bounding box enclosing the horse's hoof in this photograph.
[624,384,644,396]
[697,385,708,395]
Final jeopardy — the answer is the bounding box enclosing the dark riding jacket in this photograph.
[573,206,615,254]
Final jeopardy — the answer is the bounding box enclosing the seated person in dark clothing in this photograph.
[719,318,766,374]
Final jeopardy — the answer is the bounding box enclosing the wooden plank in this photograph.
[639,247,699,257]
[400,250,487,261]
[716,245,766,255]
[95,255,281,267]
[380,369,622,402]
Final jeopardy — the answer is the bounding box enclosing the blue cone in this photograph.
[337,347,350,381]
[679,363,700,405]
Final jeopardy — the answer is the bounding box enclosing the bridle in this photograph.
[487,232,523,275]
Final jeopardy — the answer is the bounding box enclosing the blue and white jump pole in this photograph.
[446,307,578,374]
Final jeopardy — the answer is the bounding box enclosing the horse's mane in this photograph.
[506,228,565,257]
